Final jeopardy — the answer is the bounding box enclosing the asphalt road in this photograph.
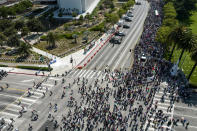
[0,74,60,130]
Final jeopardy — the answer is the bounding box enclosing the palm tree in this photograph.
[167,25,184,62]
[18,42,32,56]
[46,32,56,48]
[187,48,197,80]
[72,34,78,44]
[177,28,195,65]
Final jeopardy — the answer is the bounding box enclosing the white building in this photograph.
[57,0,96,14]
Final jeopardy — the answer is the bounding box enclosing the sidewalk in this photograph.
[31,47,60,60]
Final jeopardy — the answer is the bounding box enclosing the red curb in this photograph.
[77,66,83,69]
[8,72,46,76]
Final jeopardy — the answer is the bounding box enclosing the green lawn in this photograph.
[190,11,197,34]
[171,48,197,86]
[189,4,197,34]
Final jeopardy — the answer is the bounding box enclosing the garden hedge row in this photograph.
[16,66,53,71]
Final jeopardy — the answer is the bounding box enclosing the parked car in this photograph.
[5,49,19,56]
[127,13,134,17]
[115,31,125,36]
[125,17,132,22]
[123,24,130,29]
[136,2,141,5]
[110,37,121,44]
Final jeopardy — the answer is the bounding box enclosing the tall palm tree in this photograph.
[177,28,196,65]
[46,32,56,48]
[167,25,184,62]
[72,34,78,44]
[187,48,197,80]
[18,42,32,56]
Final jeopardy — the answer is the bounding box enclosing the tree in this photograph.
[0,19,13,32]
[46,32,56,48]
[58,12,63,17]
[15,20,25,31]
[3,26,17,37]
[18,41,32,56]
[7,35,20,47]
[85,13,91,24]
[188,48,197,80]
[118,8,126,18]
[83,31,90,42]
[106,13,119,25]
[21,26,29,37]
[0,32,7,47]
[79,15,84,21]
[156,26,171,45]
[176,28,196,64]
[27,18,44,33]
[0,6,8,18]
[72,12,77,17]
[72,34,78,44]
[167,25,185,61]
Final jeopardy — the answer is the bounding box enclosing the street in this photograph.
[1,0,197,131]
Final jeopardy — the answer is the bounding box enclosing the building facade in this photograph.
[57,0,95,14]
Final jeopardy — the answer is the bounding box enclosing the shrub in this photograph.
[90,22,105,32]
[0,64,8,67]
[64,33,73,39]
[40,35,47,41]
[16,66,53,71]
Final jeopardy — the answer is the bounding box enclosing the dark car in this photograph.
[115,32,125,36]
[125,17,132,22]
[110,37,121,44]
[136,2,141,5]
[5,49,19,56]
[127,13,134,17]
[123,25,130,29]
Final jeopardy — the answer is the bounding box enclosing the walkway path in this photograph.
[31,47,59,60]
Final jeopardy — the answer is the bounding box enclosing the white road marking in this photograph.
[72,69,82,77]
[0,112,18,118]
[49,77,61,81]
[42,83,53,87]
[82,70,92,78]
[21,79,35,83]
[78,70,87,78]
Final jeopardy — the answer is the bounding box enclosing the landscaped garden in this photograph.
[33,0,135,57]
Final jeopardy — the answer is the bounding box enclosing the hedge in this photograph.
[0,64,8,67]
[16,66,53,71]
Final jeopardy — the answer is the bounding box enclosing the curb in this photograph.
[77,27,119,69]
[8,72,46,76]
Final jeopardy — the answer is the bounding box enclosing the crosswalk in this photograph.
[0,77,62,130]
[145,82,175,131]
[68,69,107,80]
